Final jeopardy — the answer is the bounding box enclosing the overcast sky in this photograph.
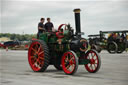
[1,0,128,37]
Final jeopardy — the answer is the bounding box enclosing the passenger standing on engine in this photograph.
[37,18,45,39]
[45,18,54,32]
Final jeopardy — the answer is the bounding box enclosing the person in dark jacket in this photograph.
[45,18,54,32]
[37,18,45,39]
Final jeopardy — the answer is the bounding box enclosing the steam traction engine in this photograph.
[28,9,101,75]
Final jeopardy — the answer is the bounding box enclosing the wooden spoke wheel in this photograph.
[28,40,50,72]
[85,50,101,73]
[61,50,78,75]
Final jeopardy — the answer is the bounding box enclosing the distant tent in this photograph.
[0,37,11,42]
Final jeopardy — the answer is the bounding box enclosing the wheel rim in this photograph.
[28,41,44,71]
[85,51,99,72]
[62,52,76,74]
[109,44,116,51]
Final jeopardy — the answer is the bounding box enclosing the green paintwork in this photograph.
[39,32,48,42]
[79,59,90,65]
[38,31,70,53]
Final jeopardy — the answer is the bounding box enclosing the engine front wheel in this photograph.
[61,50,78,75]
[84,49,101,73]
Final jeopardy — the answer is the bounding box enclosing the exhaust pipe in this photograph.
[73,8,81,37]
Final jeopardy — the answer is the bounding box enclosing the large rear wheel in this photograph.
[28,40,50,72]
[85,49,101,73]
[61,50,78,75]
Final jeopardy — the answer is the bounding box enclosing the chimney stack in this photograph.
[73,8,81,37]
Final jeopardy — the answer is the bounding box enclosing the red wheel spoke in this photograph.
[94,64,97,68]
[64,62,67,65]
[92,54,96,59]
[37,45,41,53]
[70,61,75,65]
[91,53,93,58]
[67,55,70,60]
[31,56,35,58]
[31,48,37,54]
[71,62,75,65]
[35,44,39,50]
[35,60,42,68]
[91,53,95,59]
[92,64,95,70]
[90,64,93,70]
[37,61,42,65]
[66,65,70,69]
[38,51,44,55]
[39,57,44,60]
[69,57,74,62]
[31,56,37,61]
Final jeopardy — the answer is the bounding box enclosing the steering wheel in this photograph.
[56,24,67,39]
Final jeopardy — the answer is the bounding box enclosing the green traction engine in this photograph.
[28,9,101,75]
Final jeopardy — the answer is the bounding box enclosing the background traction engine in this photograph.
[28,9,101,75]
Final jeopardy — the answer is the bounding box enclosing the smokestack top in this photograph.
[73,8,81,13]
[73,8,81,37]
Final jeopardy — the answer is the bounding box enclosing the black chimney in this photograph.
[73,8,81,37]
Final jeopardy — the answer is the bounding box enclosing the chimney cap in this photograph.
[73,8,81,13]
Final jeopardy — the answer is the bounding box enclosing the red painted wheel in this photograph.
[28,40,50,72]
[85,50,101,73]
[61,51,78,75]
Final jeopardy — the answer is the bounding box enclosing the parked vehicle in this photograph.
[88,30,128,54]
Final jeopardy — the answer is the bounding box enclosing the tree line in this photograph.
[0,33,36,41]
